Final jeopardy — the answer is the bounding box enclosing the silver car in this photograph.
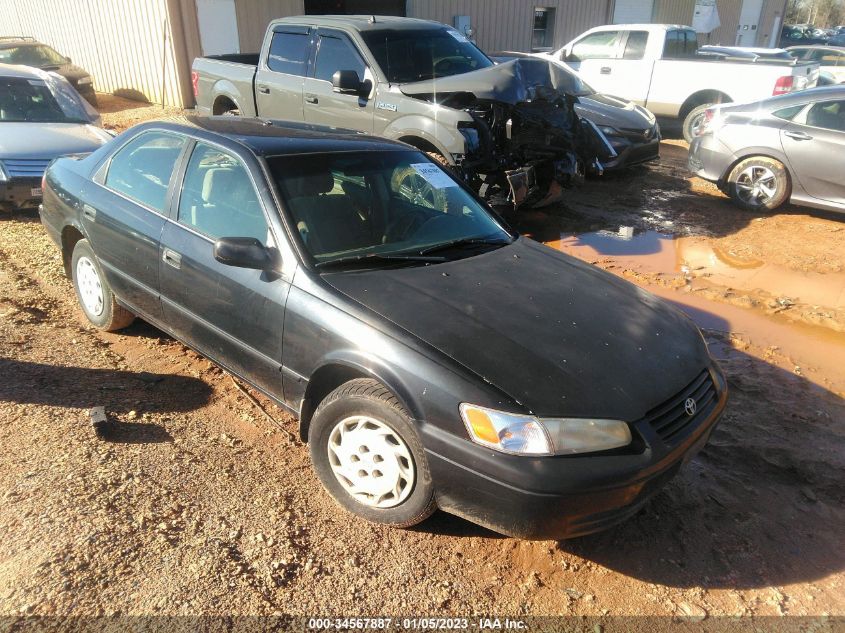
[689,85,845,213]
[0,63,111,212]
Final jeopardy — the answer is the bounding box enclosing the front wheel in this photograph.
[308,379,436,528]
[726,156,791,212]
[71,239,135,331]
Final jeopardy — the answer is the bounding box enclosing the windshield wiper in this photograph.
[417,236,512,256]
[315,252,446,270]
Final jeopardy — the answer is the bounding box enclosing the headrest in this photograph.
[286,171,334,199]
[202,167,237,203]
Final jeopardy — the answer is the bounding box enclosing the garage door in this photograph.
[613,0,655,24]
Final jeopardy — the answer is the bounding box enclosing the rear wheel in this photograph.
[308,378,436,528]
[726,156,791,212]
[71,239,135,331]
[682,103,713,143]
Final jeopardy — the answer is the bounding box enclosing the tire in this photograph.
[726,156,791,212]
[682,103,713,143]
[71,239,135,331]
[308,378,437,528]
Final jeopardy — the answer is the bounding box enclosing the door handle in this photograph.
[784,131,813,141]
[162,248,182,270]
[257,85,270,94]
[600,66,612,74]
[82,203,96,222]
[305,94,318,104]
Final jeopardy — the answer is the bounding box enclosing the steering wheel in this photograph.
[434,58,456,75]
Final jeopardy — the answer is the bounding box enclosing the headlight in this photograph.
[460,404,632,456]
[0,161,8,183]
[599,125,619,136]
[78,76,93,85]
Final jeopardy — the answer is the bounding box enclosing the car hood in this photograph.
[0,123,109,159]
[325,238,709,420]
[43,62,90,84]
[399,58,591,104]
[574,93,656,129]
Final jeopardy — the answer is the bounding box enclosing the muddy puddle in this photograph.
[547,227,845,310]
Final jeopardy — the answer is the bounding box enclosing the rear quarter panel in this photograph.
[193,58,258,117]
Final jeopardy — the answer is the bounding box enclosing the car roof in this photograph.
[755,85,845,108]
[787,44,845,51]
[0,37,42,48]
[272,14,448,32]
[133,115,412,157]
[0,62,51,79]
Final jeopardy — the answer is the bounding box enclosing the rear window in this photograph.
[267,31,309,76]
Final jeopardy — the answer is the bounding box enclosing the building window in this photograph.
[532,8,556,51]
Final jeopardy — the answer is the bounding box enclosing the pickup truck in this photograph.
[191,15,616,211]
[542,24,820,141]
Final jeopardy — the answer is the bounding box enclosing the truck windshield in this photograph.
[362,28,494,83]
[269,150,513,268]
[0,76,91,124]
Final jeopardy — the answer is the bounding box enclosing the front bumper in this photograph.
[688,134,735,184]
[1,177,43,212]
[603,135,661,171]
[422,364,728,540]
[75,83,98,106]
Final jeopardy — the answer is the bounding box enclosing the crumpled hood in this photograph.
[0,123,109,159]
[399,58,590,104]
[325,238,709,420]
[575,93,656,129]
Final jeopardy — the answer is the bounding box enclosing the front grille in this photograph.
[642,369,717,445]
[3,158,50,179]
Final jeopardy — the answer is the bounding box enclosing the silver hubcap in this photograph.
[76,256,104,317]
[327,416,415,508]
[736,165,777,205]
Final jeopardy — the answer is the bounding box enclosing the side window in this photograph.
[805,100,845,132]
[267,31,309,76]
[314,34,367,82]
[622,31,649,60]
[177,143,270,244]
[664,30,698,59]
[105,132,184,212]
[570,31,620,61]
[773,104,805,121]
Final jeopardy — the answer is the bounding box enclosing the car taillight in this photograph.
[773,75,794,95]
[191,70,199,97]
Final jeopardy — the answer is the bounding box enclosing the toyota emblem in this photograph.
[684,397,697,417]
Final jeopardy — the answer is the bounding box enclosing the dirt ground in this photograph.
[0,95,844,624]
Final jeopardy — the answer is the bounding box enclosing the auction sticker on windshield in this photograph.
[411,163,457,188]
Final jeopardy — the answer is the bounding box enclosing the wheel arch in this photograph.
[212,94,240,115]
[298,355,424,442]
[60,223,86,278]
[719,149,792,186]
[679,90,732,119]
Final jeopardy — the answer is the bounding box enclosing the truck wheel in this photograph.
[726,156,791,212]
[308,378,437,528]
[71,239,135,331]
[682,104,712,143]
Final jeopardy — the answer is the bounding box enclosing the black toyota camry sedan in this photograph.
[40,116,726,539]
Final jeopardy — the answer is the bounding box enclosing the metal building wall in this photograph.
[405,0,612,53]
[0,0,189,106]
[235,0,305,53]
[652,0,788,47]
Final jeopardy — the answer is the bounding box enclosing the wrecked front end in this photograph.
[401,58,615,212]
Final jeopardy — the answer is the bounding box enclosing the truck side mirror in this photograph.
[332,70,364,95]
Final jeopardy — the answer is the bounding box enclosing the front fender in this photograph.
[382,113,466,158]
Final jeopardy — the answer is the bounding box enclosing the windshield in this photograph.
[0,76,92,123]
[0,44,67,67]
[361,28,494,83]
[269,150,513,268]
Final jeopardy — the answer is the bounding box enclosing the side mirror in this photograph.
[213,237,272,270]
[65,56,72,63]
[332,69,364,95]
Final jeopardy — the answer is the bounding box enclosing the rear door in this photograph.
[158,140,290,397]
[302,29,375,132]
[781,99,845,204]
[254,25,312,121]
[88,130,187,321]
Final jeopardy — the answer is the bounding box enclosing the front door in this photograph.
[302,29,375,132]
[736,0,764,47]
[781,100,845,205]
[158,141,290,398]
[562,29,623,96]
[255,25,311,121]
